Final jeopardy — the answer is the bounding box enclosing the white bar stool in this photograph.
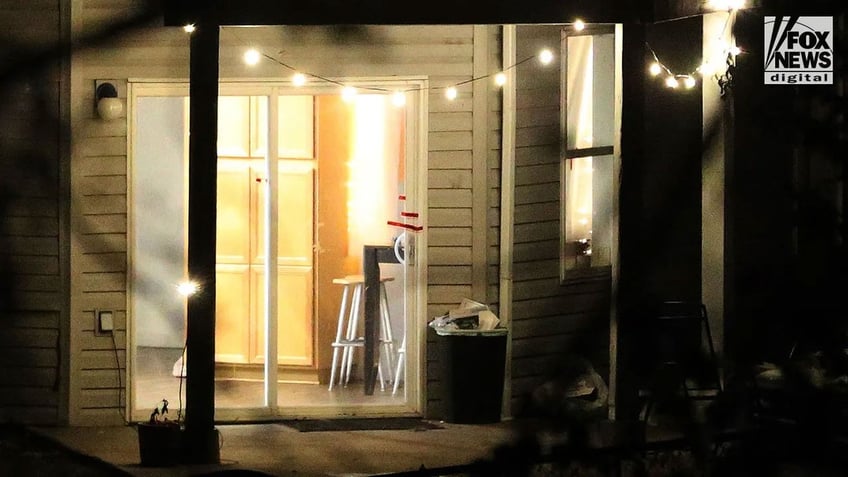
[328,275,396,391]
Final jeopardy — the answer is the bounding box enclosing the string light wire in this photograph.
[644,8,740,90]
[224,27,547,97]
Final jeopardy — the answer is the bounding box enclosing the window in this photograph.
[561,25,619,280]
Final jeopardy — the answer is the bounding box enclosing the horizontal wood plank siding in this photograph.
[71,14,500,423]
[0,0,65,425]
[510,25,610,416]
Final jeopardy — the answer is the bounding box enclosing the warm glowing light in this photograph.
[573,19,586,31]
[665,76,680,88]
[177,281,199,297]
[392,91,406,107]
[683,76,697,89]
[538,48,554,65]
[445,86,457,100]
[346,95,402,259]
[494,72,507,86]
[698,61,715,76]
[649,62,663,76]
[183,24,195,33]
[243,49,261,66]
[341,86,357,102]
[728,45,742,56]
[292,73,307,86]
[707,0,745,10]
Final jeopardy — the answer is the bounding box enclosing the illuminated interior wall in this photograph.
[346,95,404,262]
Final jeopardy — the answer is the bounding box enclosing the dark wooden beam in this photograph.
[164,0,643,26]
[615,21,648,421]
[184,19,221,465]
[362,245,401,395]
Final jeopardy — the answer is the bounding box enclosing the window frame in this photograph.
[559,24,620,283]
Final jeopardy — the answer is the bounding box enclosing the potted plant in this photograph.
[137,399,183,467]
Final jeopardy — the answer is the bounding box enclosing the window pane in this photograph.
[565,34,616,150]
[562,154,613,271]
[566,36,594,150]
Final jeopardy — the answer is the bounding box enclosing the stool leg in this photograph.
[328,284,351,391]
[343,284,363,387]
[379,283,395,383]
[393,335,406,396]
[378,360,385,392]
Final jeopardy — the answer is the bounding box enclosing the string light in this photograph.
[243,48,261,66]
[706,0,745,11]
[341,86,357,102]
[183,24,195,34]
[392,91,407,107]
[649,62,663,76]
[646,5,741,94]
[226,29,554,102]
[538,48,554,65]
[573,19,586,31]
[697,61,715,76]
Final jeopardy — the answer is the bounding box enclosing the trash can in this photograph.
[435,327,508,424]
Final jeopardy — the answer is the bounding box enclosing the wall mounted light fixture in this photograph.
[95,82,123,120]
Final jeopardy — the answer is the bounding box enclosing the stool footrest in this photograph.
[332,339,365,347]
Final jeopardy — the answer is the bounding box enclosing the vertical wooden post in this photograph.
[363,246,380,396]
[184,19,220,464]
[616,21,647,421]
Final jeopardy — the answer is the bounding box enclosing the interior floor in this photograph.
[133,347,404,417]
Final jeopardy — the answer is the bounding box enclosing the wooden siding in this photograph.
[70,10,502,424]
[426,26,501,419]
[0,0,66,425]
[510,25,610,416]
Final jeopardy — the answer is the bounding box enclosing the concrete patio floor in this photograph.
[33,420,517,476]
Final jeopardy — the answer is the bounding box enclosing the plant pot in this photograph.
[137,422,183,467]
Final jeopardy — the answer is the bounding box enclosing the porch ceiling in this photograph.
[163,0,645,26]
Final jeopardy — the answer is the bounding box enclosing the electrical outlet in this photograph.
[97,310,114,334]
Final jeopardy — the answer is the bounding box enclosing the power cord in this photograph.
[109,330,128,424]
[178,339,187,422]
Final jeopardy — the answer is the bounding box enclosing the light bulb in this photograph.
[243,49,261,66]
[392,91,406,107]
[292,73,306,86]
[177,281,199,297]
[538,48,554,65]
[708,0,745,10]
[683,76,697,89]
[341,86,357,102]
[665,76,680,88]
[649,62,662,76]
[729,45,742,56]
[573,19,586,31]
[445,86,457,100]
[698,61,715,76]
[494,72,507,86]
[183,24,195,33]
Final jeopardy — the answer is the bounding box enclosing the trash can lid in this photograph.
[435,328,508,337]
